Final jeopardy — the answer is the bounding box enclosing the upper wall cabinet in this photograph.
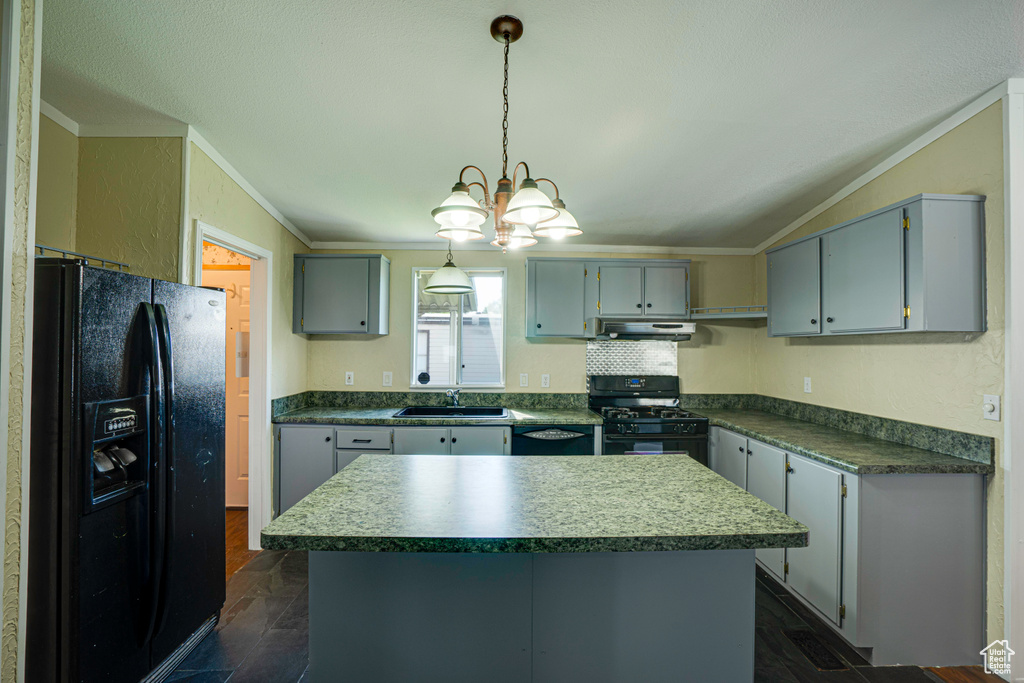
[293,254,390,334]
[525,258,691,339]
[766,194,985,338]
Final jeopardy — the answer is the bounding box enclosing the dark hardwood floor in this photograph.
[173,547,1000,682]
[225,508,261,580]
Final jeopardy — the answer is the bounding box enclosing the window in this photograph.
[411,268,506,388]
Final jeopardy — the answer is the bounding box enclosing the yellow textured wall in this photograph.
[187,144,309,399]
[35,114,77,251]
[76,137,182,281]
[3,0,36,677]
[752,101,1006,641]
[307,249,760,393]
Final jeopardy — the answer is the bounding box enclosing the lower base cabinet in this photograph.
[393,426,511,455]
[279,426,335,513]
[709,426,985,666]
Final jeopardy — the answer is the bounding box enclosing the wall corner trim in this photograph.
[185,126,313,248]
[751,78,1020,254]
[38,99,78,136]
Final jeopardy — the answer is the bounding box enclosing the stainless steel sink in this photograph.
[393,406,509,419]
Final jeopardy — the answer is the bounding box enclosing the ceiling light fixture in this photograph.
[431,15,582,253]
[424,243,475,295]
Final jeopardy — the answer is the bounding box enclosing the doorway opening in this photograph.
[201,241,259,577]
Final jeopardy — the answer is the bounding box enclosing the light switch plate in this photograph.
[520,373,529,387]
[345,371,354,386]
[984,394,1001,421]
[382,371,392,387]
[804,377,812,393]
[541,373,550,388]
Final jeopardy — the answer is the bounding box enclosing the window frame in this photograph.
[409,266,507,390]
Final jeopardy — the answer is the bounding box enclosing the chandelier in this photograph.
[430,15,582,253]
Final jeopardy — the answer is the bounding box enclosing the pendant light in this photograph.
[424,243,474,295]
[429,16,582,252]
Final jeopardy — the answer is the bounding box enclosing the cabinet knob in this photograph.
[440,437,446,443]
[647,303,652,308]
[747,449,752,455]
[325,436,331,442]
[452,437,457,443]
[360,320,366,326]
[537,323,541,328]
[786,464,794,474]
[811,319,817,325]
[826,317,834,323]
[636,303,642,308]
[738,446,744,452]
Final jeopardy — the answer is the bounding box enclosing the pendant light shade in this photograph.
[432,187,488,241]
[492,223,537,249]
[502,179,560,225]
[424,246,475,295]
[532,198,582,239]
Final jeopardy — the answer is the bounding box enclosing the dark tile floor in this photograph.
[172,552,988,682]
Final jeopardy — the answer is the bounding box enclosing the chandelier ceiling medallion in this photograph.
[430,15,582,253]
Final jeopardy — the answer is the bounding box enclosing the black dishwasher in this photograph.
[511,425,595,455]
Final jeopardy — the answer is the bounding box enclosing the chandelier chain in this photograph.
[502,33,509,178]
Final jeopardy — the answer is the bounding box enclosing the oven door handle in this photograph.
[604,434,702,441]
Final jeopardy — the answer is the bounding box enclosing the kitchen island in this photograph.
[262,454,808,683]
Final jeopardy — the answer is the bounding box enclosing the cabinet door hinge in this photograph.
[597,301,601,310]
[300,317,304,327]
[840,604,846,619]
[902,217,909,230]
[277,431,281,442]
[583,321,587,331]
[584,268,587,277]
[597,272,600,281]
[841,484,848,498]
[784,562,789,575]
[503,433,508,444]
[301,263,305,273]
[903,306,911,319]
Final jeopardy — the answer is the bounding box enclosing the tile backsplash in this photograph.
[585,341,677,376]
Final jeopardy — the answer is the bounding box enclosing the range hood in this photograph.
[587,318,696,341]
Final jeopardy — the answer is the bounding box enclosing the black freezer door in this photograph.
[28,262,156,683]
[150,279,227,665]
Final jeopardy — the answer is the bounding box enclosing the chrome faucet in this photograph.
[445,388,461,408]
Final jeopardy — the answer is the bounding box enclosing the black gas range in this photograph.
[589,375,709,466]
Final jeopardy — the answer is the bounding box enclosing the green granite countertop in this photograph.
[261,454,809,553]
[272,406,603,426]
[702,409,994,475]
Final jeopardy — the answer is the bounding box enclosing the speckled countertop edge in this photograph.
[272,406,603,426]
[261,454,809,553]
[703,410,994,475]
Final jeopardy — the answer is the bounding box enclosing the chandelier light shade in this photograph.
[424,244,475,295]
[532,197,583,239]
[428,15,582,252]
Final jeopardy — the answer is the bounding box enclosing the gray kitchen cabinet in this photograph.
[597,265,644,316]
[766,194,985,337]
[279,425,335,513]
[643,265,689,316]
[746,441,787,580]
[709,428,747,489]
[767,237,821,336]
[393,427,450,455]
[785,452,844,625]
[823,207,905,334]
[526,259,587,338]
[393,426,510,455]
[449,426,510,455]
[335,426,392,473]
[293,254,390,334]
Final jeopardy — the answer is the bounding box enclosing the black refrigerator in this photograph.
[27,259,227,683]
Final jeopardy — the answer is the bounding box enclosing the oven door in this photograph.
[602,434,708,466]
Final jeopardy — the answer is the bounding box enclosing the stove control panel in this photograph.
[623,377,646,389]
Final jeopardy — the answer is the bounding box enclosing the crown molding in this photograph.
[308,240,755,255]
[752,78,1019,254]
[39,100,78,136]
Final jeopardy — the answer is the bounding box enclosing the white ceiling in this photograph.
[41,1,1024,248]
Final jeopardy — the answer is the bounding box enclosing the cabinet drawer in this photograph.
[335,428,391,450]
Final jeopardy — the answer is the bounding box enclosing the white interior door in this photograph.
[202,264,251,508]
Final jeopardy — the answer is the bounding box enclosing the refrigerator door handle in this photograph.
[152,303,176,635]
[131,303,168,647]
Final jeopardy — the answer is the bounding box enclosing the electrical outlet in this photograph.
[382,371,392,387]
[984,394,1001,421]
[520,373,529,387]
[803,377,812,393]
[345,371,354,386]
[541,373,550,388]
